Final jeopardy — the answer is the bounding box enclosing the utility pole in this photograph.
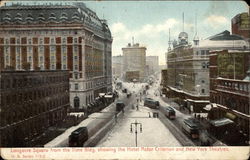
[130,120,142,147]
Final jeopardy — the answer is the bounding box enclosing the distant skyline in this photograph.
[1,0,249,65]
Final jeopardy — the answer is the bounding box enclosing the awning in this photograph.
[225,112,237,120]
[210,118,234,127]
[204,104,212,111]
[104,95,113,98]
[99,93,105,96]
[203,103,217,111]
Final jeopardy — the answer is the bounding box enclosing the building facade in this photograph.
[208,49,250,145]
[122,43,146,82]
[231,11,250,41]
[165,30,249,112]
[112,55,123,79]
[146,56,159,76]
[0,70,69,147]
[0,3,112,110]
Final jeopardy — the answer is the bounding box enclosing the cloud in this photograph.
[110,18,195,65]
[204,15,228,29]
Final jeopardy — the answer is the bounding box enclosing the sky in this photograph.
[83,1,249,65]
[1,0,249,65]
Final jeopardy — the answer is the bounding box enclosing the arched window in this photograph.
[74,96,80,108]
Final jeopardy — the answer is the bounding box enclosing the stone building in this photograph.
[208,49,250,145]
[112,55,123,79]
[122,43,146,82]
[0,70,69,147]
[165,30,249,112]
[0,2,112,110]
[146,56,159,76]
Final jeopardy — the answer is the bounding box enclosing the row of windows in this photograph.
[2,37,79,44]
[1,87,68,106]
[1,76,68,90]
[212,95,249,114]
[1,96,68,126]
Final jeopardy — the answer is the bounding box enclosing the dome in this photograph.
[178,32,188,41]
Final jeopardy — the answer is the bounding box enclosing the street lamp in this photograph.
[130,120,142,147]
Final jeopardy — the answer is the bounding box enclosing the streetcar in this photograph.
[165,106,176,119]
[116,101,125,112]
[68,127,88,147]
[182,118,199,139]
[144,98,160,109]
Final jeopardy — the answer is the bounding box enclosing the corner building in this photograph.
[0,70,69,147]
[0,3,112,110]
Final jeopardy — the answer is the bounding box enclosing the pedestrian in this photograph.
[115,113,118,123]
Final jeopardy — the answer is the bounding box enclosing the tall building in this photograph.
[231,11,250,41]
[146,56,159,75]
[208,49,250,145]
[0,3,112,109]
[112,55,123,79]
[165,30,249,112]
[0,70,69,147]
[122,43,146,82]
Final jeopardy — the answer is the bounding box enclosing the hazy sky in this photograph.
[2,1,249,65]
[84,1,248,65]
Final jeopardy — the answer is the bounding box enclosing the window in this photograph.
[28,56,32,62]
[201,89,205,94]
[201,80,205,83]
[74,65,78,70]
[63,56,67,61]
[51,56,55,61]
[51,64,55,70]
[74,73,78,79]
[62,46,66,53]
[201,50,205,55]
[5,39,9,44]
[40,56,43,62]
[28,46,32,53]
[75,83,78,90]
[74,56,78,60]
[62,38,66,44]
[16,39,20,44]
[51,38,55,44]
[74,38,78,43]
[74,46,78,52]
[74,96,80,108]
[51,46,55,52]
[39,38,43,44]
[63,64,67,70]
[202,62,206,69]
[206,62,209,68]
[28,38,32,44]
[16,47,20,53]
[39,46,44,53]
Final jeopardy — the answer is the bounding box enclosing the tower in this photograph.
[168,28,171,52]
[193,12,199,46]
